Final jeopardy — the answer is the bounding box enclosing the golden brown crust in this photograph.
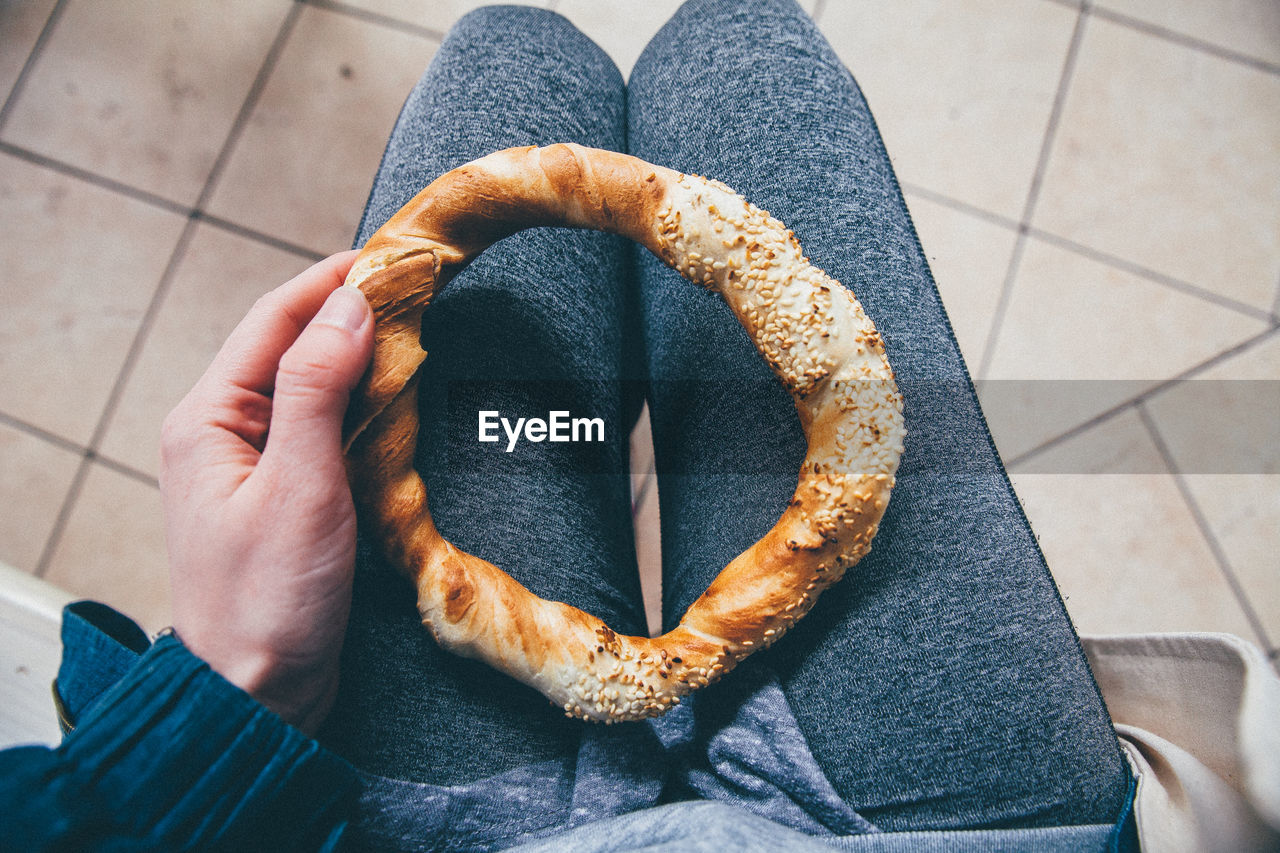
[343,143,904,722]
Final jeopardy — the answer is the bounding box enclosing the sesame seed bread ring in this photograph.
[342,143,904,723]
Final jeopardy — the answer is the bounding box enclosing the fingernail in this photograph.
[314,286,369,333]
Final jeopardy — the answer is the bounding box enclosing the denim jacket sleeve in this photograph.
[0,601,360,852]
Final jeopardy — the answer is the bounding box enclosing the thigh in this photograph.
[321,6,646,786]
[628,0,1129,830]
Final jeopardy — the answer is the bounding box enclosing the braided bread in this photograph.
[342,144,904,723]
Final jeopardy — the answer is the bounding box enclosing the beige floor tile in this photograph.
[98,225,316,478]
[1009,405,1166,476]
[1144,332,1280,478]
[338,0,548,32]
[1172,327,1280,383]
[1096,0,1280,67]
[1034,17,1280,312]
[820,0,1077,221]
[1010,410,1261,641]
[634,472,662,638]
[0,0,56,100]
[43,463,170,635]
[206,6,436,256]
[560,0,821,67]
[1146,333,1280,648]
[630,401,660,634]
[905,193,1017,372]
[0,154,188,444]
[0,424,81,574]
[982,237,1266,460]
[555,0,686,79]
[629,402,655,505]
[1177,474,1279,650]
[2,0,292,206]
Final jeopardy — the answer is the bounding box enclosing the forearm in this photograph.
[0,604,359,851]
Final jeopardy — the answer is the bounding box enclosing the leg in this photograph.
[320,6,647,786]
[628,0,1130,830]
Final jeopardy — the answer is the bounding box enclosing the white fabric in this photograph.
[0,562,73,749]
[1083,633,1280,853]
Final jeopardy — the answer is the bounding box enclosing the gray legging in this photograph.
[320,0,1130,840]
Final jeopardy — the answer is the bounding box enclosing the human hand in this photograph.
[160,251,373,734]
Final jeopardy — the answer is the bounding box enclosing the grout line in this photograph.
[1007,324,1280,469]
[196,211,326,262]
[0,21,330,269]
[632,460,656,510]
[1090,5,1280,77]
[80,219,200,457]
[0,140,189,215]
[977,235,1030,379]
[0,7,326,266]
[900,182,1022,232]
[1137,403,1273,650]
[1005,399,1132,473]
[30,456,158,581]
[93,453,160,490]
[303,0,446,42]
[1271,271,1280,322]
[33,455,92,578]
[31,202,196,578]
[193,2,304,211]
[1026,227,1277,323]
[809,0,829,25]
[901,180,1273,326]
[0,410,85,457]
[976,2,1090,380]
[1015,1,1091,229]
[0,144,326,263]
[0,0,70,133]
[85,2,308,452]
[33,4,310,575]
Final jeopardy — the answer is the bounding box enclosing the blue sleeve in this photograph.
[0,602,360,851]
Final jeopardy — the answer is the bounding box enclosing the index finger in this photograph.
[202,250,360,398]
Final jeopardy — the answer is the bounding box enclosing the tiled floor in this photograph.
[0,1,1276,668]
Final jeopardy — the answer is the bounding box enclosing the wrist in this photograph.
[174,623,338,734]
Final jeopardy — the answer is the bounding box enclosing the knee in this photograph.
[448,5,621,86]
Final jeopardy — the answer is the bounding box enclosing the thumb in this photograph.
[265,285,373,463]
